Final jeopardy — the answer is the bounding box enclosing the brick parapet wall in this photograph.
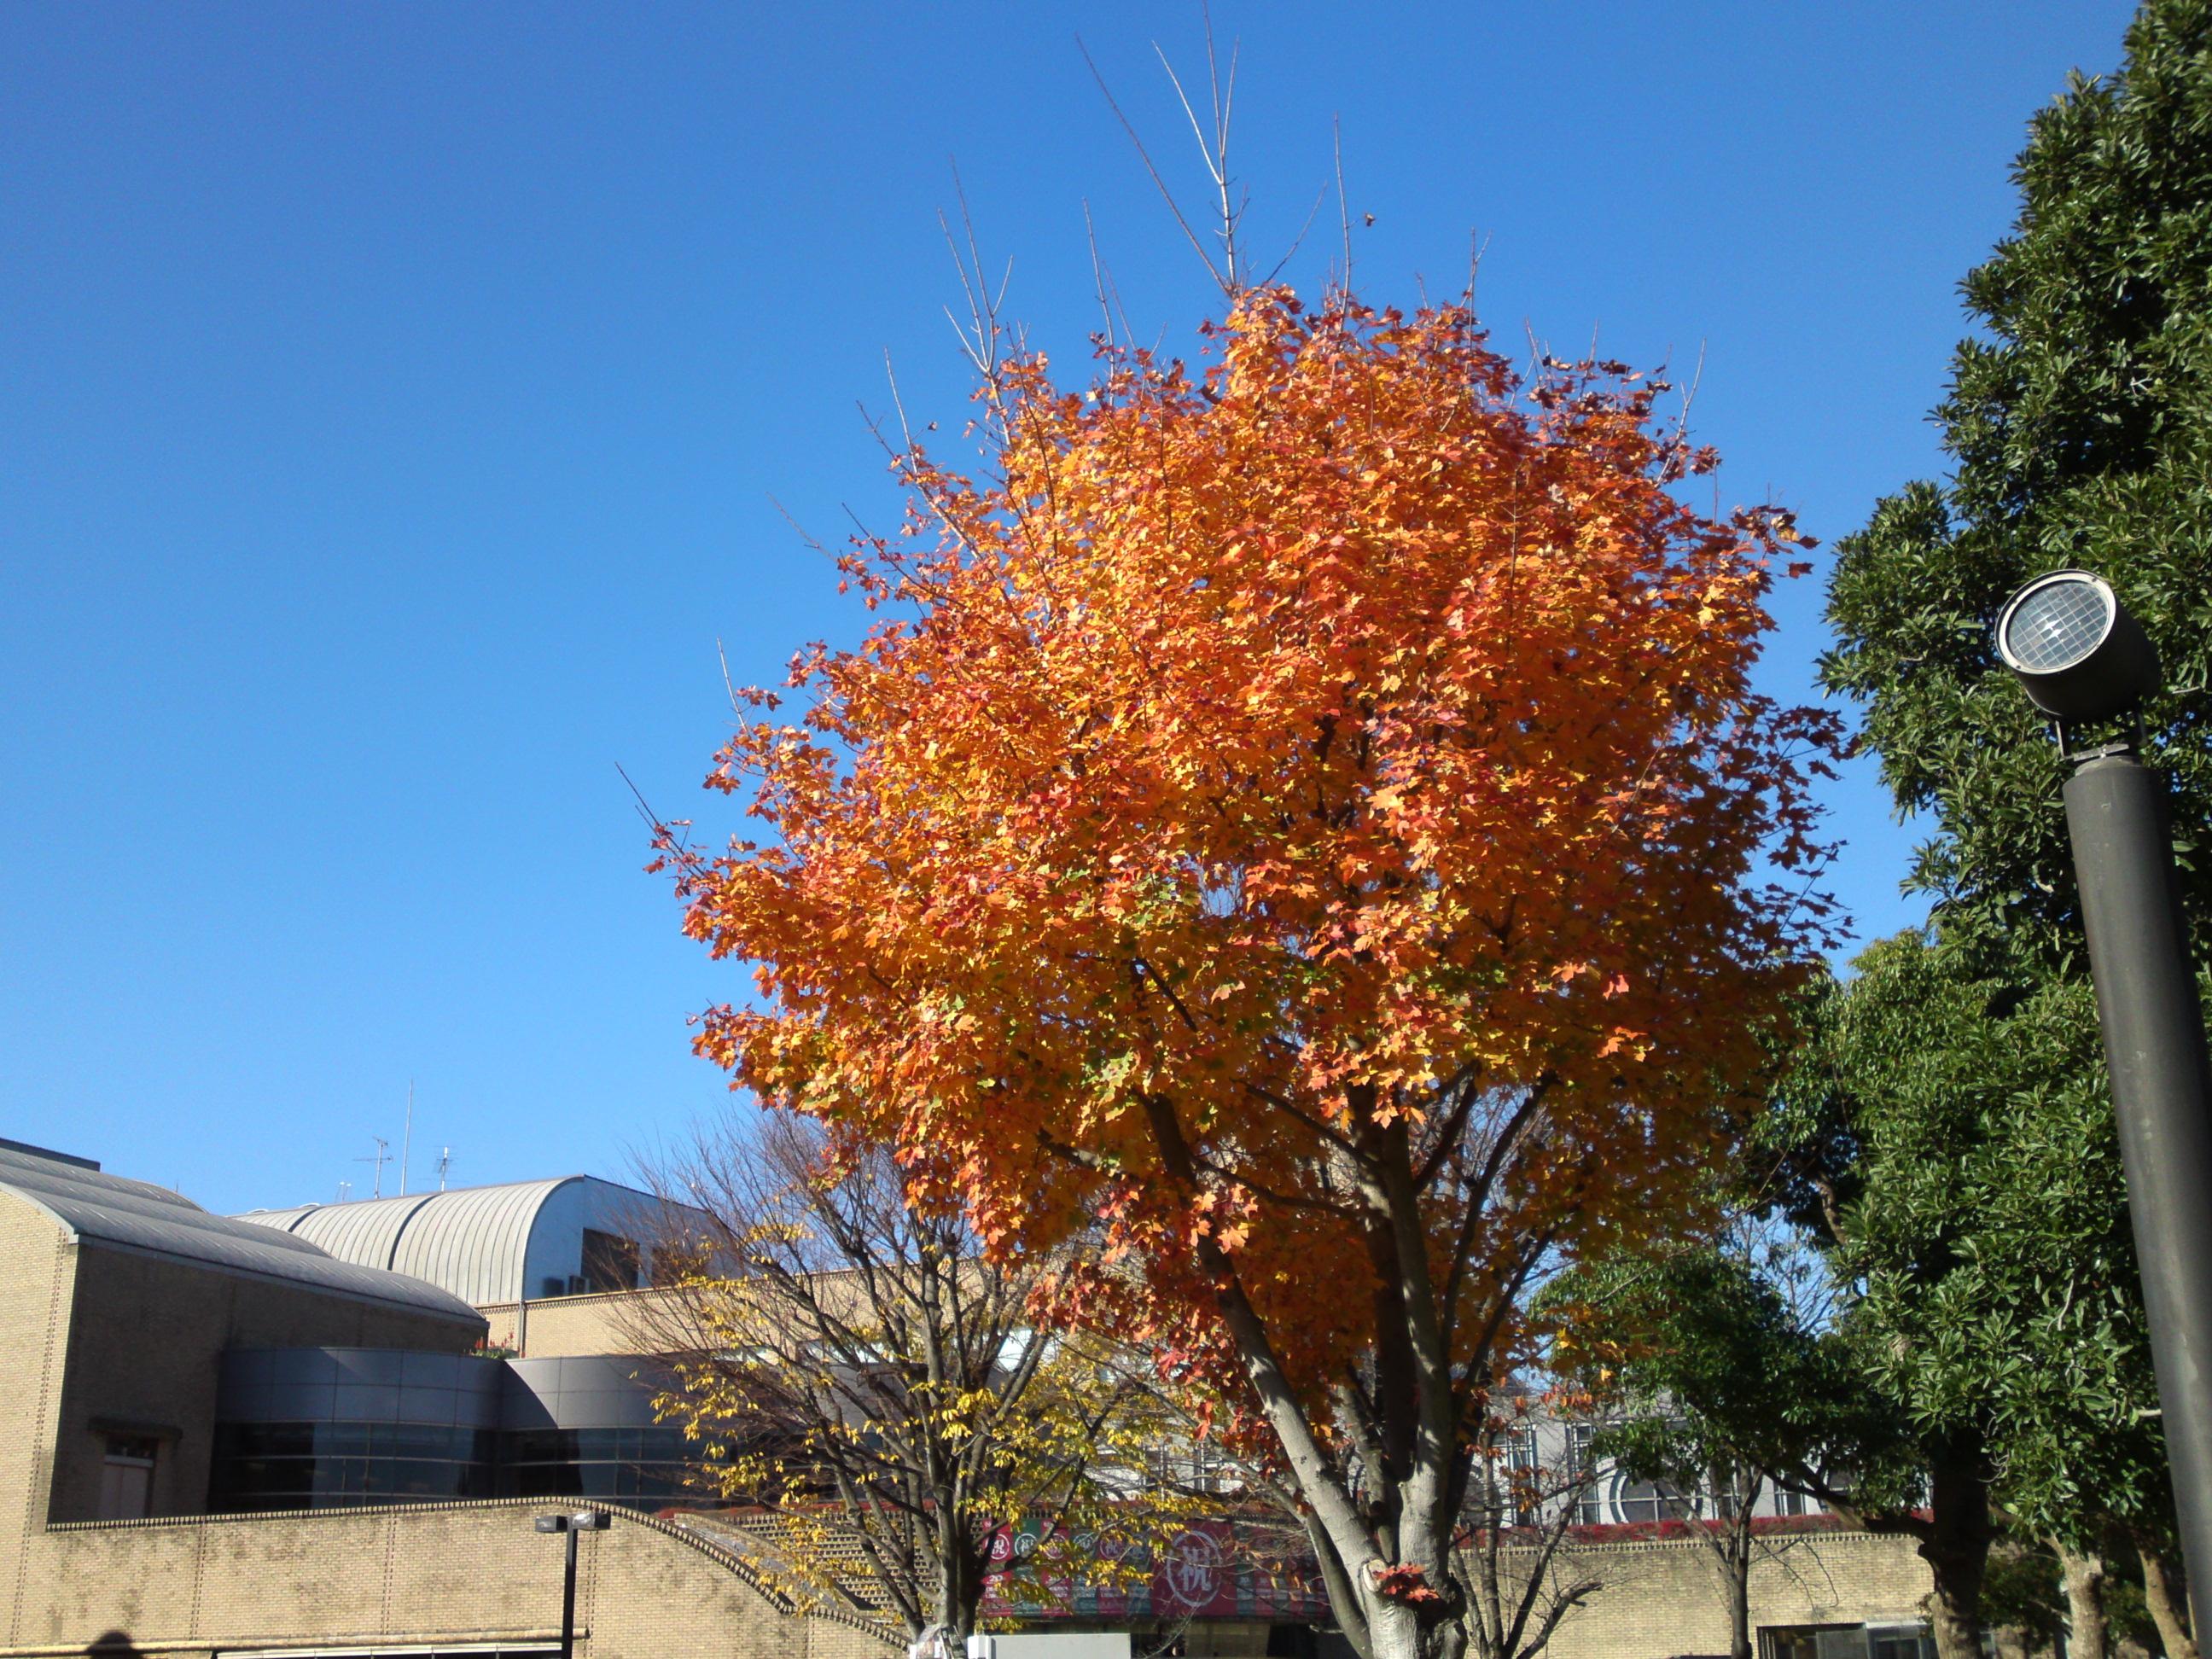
[1489,1527,1936,1659]
[20,1497,899,1659]
[12,1492,1934,1659]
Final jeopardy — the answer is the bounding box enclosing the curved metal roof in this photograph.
[294,1190,440,1272]
[0,1147,481,1323]
[241,1178,582,1307]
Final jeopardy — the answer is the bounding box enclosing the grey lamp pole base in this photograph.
[2065,751,2212,1609]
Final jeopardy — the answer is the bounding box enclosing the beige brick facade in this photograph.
[0,1179,899,1659]
[478,1292,638,1360]
[1497,1529,1936,1659]
[20,1500,894,1659]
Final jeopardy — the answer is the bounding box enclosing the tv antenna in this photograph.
[435,1147,452,1192]
[355,1137,392,1200]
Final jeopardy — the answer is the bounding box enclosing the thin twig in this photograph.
[1675,339,1709,445]
[1335,114,1353,288]
[716,637,744,719]
[1259,181,1330,287]
[881,351,916,454]
[1077,36,1226,292]
[1081,199,1117,347]
[765,494,832,557]
[1152,20,1243,291]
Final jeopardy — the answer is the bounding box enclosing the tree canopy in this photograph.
[660,286,1841,1659]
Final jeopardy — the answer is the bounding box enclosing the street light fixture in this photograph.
[535,1510,611,1659]
[1994,570,2212,1615]
[1995,569,2162,725]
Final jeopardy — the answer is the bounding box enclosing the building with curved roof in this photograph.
[0,1140,480,1322]
[0,1138,485,1538]
[0,1136,876,1659]
[237,1175,667,1309]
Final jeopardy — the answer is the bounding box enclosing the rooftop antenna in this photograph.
[435,1147,452,1192]
[400,1080,414,1197]
[335,1179,352,1204]
[355,1137,392,1201]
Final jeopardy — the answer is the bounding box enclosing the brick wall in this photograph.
[27,1499,899,1659]
[1492,1528,1936,1659]
[0,1194,76,1648]
[480,1289,653,1358]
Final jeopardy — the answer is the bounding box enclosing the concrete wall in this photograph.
[49,1240,485,1523]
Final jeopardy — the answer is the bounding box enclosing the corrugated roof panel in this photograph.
[387,1179,577,1306]
[242,1179,580,1307]
[0,1145,208,1215]
[288,1191,439,1270]
[234,1205,319,1233]
[0,1152,480,1324]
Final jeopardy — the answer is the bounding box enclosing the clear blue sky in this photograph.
[1,1,2140,1214]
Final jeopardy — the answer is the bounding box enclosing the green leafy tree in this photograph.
[1821,0,2212,970]
[1759,936,2164,1659]
[1814,8,2212,1652]
[1545,1235,1888,1659]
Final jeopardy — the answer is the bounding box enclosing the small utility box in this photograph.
[969,1635,1132,1659]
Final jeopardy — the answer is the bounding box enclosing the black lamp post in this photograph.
[1995,569,2212,1605]
[534,1509,612,1659]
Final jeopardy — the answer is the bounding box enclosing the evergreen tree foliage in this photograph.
[1760,935,2163,1656]
[1807,9,2212,1644]
[1823,0,2212,963]
[1766,940,2162,1538]
[1543,1240,1882,1659]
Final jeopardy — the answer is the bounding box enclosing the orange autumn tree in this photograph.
[661,288,1841,1659]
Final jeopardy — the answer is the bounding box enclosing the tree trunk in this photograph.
[2137,1534,2197,1659]
[934,1510,959,1643]
[1725,1468,1761,1659]
[1689,1471,1759,1659]
[1472,1462,1505,1659]
[1916,1432,1994,1659]
[933,1509,987,1646]
[1140,1095,1459,1659]
[2055,1540,2108,1659]
[1723,1547,1752,1659]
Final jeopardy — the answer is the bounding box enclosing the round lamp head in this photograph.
[1994,570,2161,722]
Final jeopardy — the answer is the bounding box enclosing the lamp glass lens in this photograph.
[2005,579,2111,672]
